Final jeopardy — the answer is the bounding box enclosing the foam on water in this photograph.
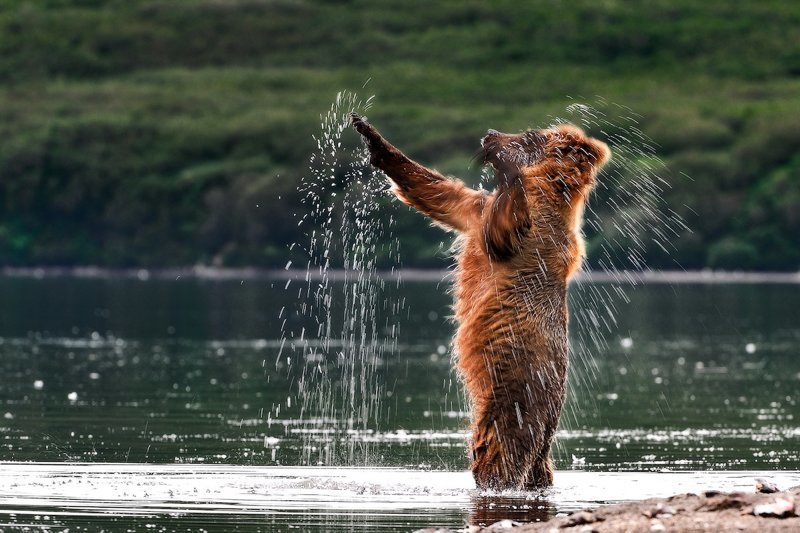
[0,463,798,531]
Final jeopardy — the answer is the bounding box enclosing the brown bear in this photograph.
[351,113,610,490]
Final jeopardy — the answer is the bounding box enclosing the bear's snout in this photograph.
[481,129,500,147]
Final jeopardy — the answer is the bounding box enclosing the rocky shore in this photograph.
[420,483,800,532]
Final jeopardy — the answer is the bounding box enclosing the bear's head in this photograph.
[480,124,610,190]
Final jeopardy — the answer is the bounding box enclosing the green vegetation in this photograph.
[1,0,798,270]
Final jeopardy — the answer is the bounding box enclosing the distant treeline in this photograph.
[0,0,798,270]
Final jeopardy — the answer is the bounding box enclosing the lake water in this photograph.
[0,275,799,530]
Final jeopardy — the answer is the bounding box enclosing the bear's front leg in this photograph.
[350,113,396,168]
[350,113,485,233]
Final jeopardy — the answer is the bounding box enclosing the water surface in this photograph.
[0,276,798,530]
[2,464,799,531]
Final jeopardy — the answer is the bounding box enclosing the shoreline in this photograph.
[1,266,799,284]
[459,483,800,532]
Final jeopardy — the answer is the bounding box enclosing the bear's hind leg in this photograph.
[525,453,554,489]
[469,404,539,490]
[470,436,523,491]
[469,397,558,490]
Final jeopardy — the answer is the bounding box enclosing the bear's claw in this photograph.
[350,112,376,139]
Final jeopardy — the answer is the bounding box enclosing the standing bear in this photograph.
[351,113,610,490]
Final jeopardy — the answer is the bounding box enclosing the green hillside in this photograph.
[1,0,799,270]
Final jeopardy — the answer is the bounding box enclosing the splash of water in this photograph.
[273,91,404,466]
[549,99,690,461]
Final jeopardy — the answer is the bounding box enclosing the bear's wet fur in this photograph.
[352,114,610,490]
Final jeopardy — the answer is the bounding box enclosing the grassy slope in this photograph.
[0,0,799,269]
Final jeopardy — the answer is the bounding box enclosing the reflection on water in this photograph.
[0,277,799,529]
[469,493,556,526]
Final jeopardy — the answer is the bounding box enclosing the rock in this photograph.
[752,497,795,518]
[562,511,597,527]
[642,503,676,518]
[700,493,749,512]
[756,478,781,494]
[483,519,523,530]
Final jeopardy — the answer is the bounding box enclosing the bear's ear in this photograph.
[554,124,611,168]
[583,137,611,168]
[546,125,610,190]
